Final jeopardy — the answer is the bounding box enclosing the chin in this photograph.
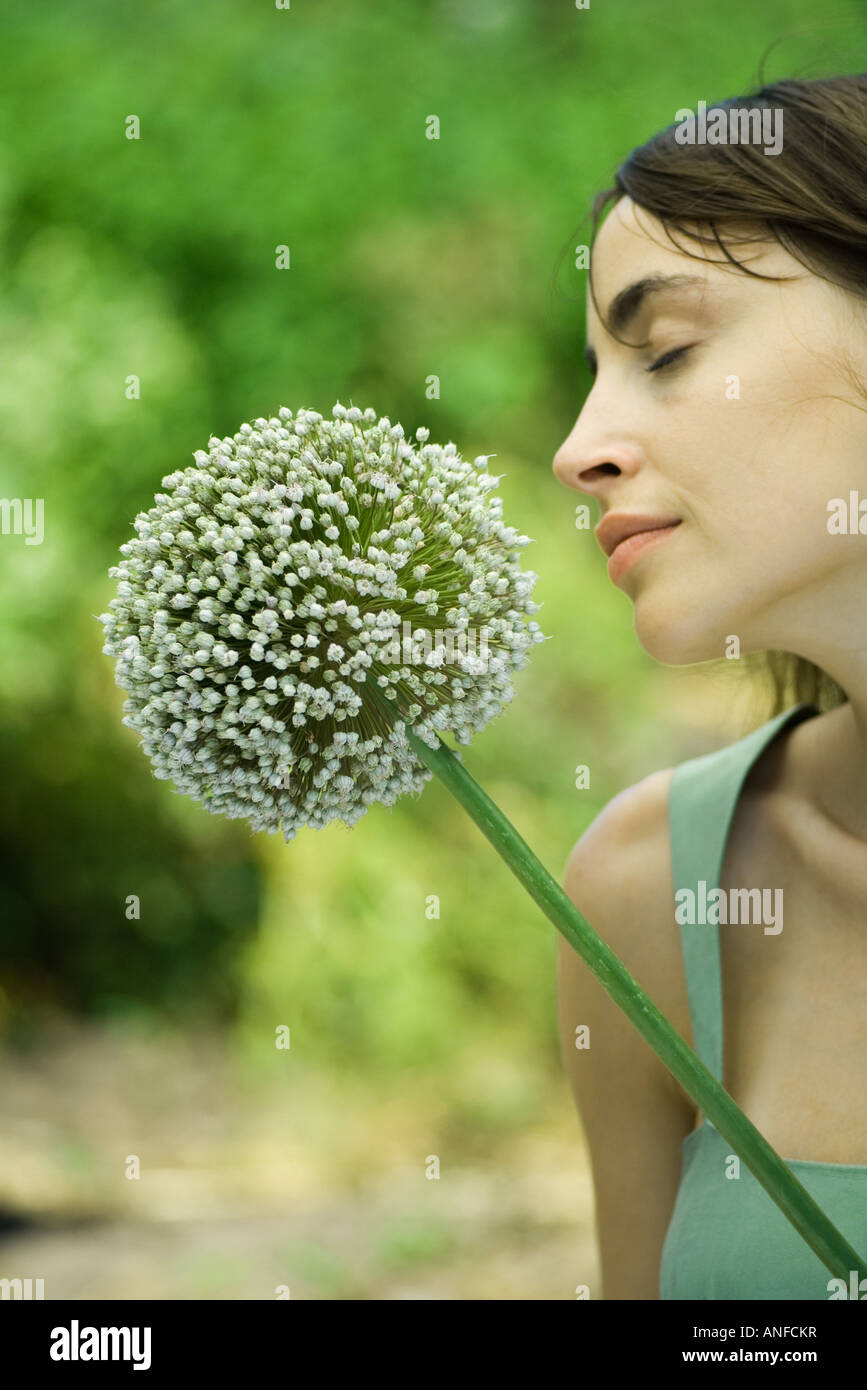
[631,593,734,666]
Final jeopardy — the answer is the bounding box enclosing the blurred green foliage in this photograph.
[0,0,861,1074]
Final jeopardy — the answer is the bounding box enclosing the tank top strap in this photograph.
[668,701,819,1085]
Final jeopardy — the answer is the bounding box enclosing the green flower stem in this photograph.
[366,680,866,1285]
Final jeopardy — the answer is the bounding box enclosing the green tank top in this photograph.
[659,701,867,1300]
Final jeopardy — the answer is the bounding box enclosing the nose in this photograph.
[552,413,644,500]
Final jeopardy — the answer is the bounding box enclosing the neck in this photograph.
[791,693,867,842]
[755,571,867,838]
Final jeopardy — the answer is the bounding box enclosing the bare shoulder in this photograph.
[558,766,694,1090]
[556,767,699,1297]
[561,767,677,972]
[563,767,675,904]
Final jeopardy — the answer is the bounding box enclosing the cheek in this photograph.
[703,338,860,483]
[626,475,846,666]
[622,502,784,661]
[624,343,865,661]
[665,349,848,524]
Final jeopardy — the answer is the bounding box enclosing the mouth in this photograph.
[594,513,682,585]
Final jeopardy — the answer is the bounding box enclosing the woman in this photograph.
[553,74,867,1300]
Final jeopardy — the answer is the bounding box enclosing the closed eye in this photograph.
[646,344,694,374]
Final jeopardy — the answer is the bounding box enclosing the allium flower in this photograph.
[100,404,545,840]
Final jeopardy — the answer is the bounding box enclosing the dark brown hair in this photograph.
[586,74,867,718]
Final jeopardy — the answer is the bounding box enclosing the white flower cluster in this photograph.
[100,404,545,841]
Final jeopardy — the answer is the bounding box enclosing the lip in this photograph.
[594,513,682,585]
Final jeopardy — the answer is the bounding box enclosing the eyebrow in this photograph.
[583,273,707,372]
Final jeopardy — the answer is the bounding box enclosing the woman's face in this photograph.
[552,195,867,668]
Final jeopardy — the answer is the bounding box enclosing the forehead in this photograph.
[586,196,788,332]
[587,198,712,325]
